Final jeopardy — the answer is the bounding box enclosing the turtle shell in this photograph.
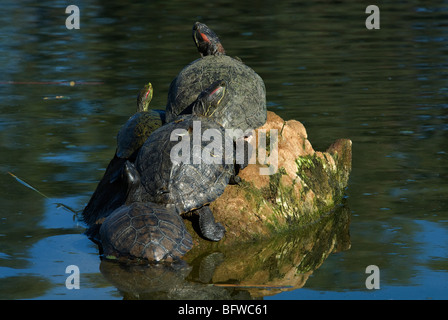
[116,110,164,159]
[99,202,193,262]
[135,115,235,214]
[166,55,266,135]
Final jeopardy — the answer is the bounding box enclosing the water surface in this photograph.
[0,0,447,299]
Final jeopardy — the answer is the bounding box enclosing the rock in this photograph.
[184,111,352,247]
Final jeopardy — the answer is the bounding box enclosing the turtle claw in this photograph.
[229,175,242,185]
[202,222,226,242]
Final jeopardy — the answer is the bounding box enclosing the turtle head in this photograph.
[193,22,225,57]
[192,80,226,117]
[136,82,153,112]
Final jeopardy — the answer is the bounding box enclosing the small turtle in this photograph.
[82,83,165,230]
[99,161,193,262]
[116,83,165,161]
[166,22,267,138]
[134,80,242,241]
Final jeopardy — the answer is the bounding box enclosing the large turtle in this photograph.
[165,22,266,138]
[82,83,165,231]
[99,161,193,262]
[133,80,243,242]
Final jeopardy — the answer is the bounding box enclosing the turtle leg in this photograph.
[196,206,226,241]
[229,137,253,185]
[123,161,143,203]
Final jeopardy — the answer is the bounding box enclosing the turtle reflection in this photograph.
[99,204,350,299]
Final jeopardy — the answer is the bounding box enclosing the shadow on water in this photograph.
[99,204,350,299]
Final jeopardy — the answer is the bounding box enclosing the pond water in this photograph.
[1,0,447,300]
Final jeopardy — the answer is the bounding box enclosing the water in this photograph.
[1,0,447,300]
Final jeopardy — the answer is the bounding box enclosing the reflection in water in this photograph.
[99,204,350,299]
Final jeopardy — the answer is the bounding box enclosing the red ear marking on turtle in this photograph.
[210,86,221,96]
[200,32,210,43]
[145,89,151,100]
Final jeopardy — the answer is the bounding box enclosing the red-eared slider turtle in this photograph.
[82,83,165,230]
[99,161,193,262]
[192,21,225,57]
[116,83,165,161]
[165,22,266,138]
[134,80,240,241]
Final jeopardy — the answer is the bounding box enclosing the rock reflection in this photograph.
[99,204,350,299]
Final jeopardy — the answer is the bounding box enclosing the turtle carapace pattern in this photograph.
[166,22,267,139]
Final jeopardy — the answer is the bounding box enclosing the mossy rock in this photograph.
[184,111,352,249]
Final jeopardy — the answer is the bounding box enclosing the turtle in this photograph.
[82,83,165,231]
[133,80,243,242]
[165,22,267,139]
[99,161,193,262]
[116,82,165,161]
